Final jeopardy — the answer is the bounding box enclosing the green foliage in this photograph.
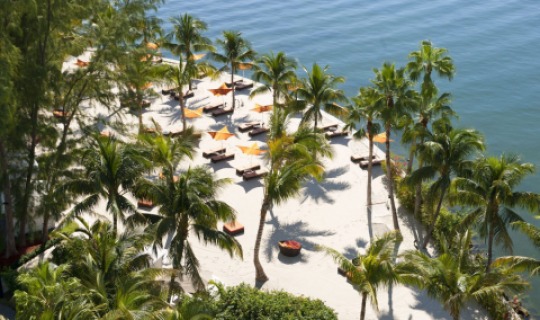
[211,283,337,320]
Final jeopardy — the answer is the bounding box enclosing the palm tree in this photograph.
[61,136,146,233]
[254,111,332,282]
[345,87,382,207]
[406,40,455,99]
[164,14,216,91]
[401,230,529,320]
[14,262,97,320]
[296,63,348,132]
[136,166,242,300]
[452,154,540,271]
[250,51,297,110]
[214,31,256,110]
[319,231,403,320]
[371,62,416,231]
[407,122,484,249]
[162,60,196,131]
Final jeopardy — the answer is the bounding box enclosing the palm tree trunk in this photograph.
[254,194,270,283]
[367,130,374,207]
[407,140,416,174]
[385,127,399,231]
[0,139,18,257]
[231,66,236,110]
[360,292,368,320]
[421,188,446,249]
[167,273,176,303]
[486,214,495,272]
[180,96,186,131]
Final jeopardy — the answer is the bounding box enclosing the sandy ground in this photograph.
[55,54,488,320]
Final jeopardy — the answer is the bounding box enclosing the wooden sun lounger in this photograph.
[325,130,349,139]
[210,152,235,163]
[234,82,254,91]
[53,110,70,119]
[243,169,268,180]
[223,221,244,236]
[237,122,261,132]
[317,123,339,132]
[173,91,194,100]
[162,87,175,95]
[236,164,261,176]
[137,198,154,209]
[248,126,269,137]
[202,147,226,158]
[226,79,243,88]
[203,103,224,113]
[212,107,234,117]
[360,158,383,169]
[350,154,376,163]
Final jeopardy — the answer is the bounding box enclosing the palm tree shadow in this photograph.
[327,135,350,146]
[341,237,369,260]
[208,161,233,171]
[300,176,351,205]
[264,216,335,264]
[324,165,349,179]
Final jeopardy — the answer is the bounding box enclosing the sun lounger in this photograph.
[173,91,195,100]
[248,126,269,137]
[210,152,235,163]
[350,154,376,163]
[203,103,224,113]
[237,121,261,132]
[325,130,349,139]
[137,198,154,209]
[212,107,234,117]
[202,147,226,158]
[360,158,383,169]
[162,87,175,95]
[53,110,70,119]
[226,79,243,88]
[236,164,261,176]
[234,81,254,91]
[317,123,339,132]
[242,169,267,180]
[223,221,244,236]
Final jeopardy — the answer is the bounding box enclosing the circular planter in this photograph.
[278,240,302,257]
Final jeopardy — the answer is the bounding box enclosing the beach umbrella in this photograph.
[146,42,159,50]
[237,142,266,165]
[251,104,273,124]
[184,107,205,119]
[74,59,89,68]
[372,132,393,143]
[190,53,206,61]
[207,126,235,144]
[237,62,253,79]
[208,83,234,106]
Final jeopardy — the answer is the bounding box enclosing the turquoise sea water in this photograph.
[157,0,540,315]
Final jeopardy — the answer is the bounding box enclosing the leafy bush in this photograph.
[211,283,337,320]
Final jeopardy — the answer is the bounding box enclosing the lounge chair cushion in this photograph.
[234,82,254,91]
[248,127,269,137]
[210,153,235,163]
[223,221,244,236]
[202,148,226,158]
[236,164,261,176]
[243,169,267,180]
[212,108,234,117]
[360,158,383,169]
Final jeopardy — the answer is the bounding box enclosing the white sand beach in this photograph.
[60,54,487,320]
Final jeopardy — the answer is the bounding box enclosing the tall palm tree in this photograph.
[164,14,216,91]
[401,230,529,320]
[250,51,297,110]
[61,136,146,233]
[345,86,382,207]
[254,111,332,282]
[407,122,484,249]
[213,31,256,110]
[319,231,403,320]
[136,166,242,300]
[406,40,455,99]
[162,60,195,131]
[452,154,540,271]
[371,62,416,231]
[297,63,348,132]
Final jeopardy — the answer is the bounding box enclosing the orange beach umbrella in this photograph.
[207,126,235,141]
[237,62,253,78]
[190,53,206,61]
[372,132,393,143]
[209,83,234,106]
[146,42,159,50]
[184,107,205,119]
[237,142,267,156]
[251,104,273,123]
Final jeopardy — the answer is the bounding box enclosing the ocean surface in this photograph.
[157,0,540,316]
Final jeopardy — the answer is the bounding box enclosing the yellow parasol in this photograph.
[184,107,205,119]
[372,132,393,143]
[238,142,266,165]
[146,42,159,50]
[190,53,206,61]
[208,83,234,106]
[251,103,273,124]
[237,62,253,78]
[207,126,235,141]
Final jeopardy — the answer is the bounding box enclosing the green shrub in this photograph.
[212,283,337,320]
